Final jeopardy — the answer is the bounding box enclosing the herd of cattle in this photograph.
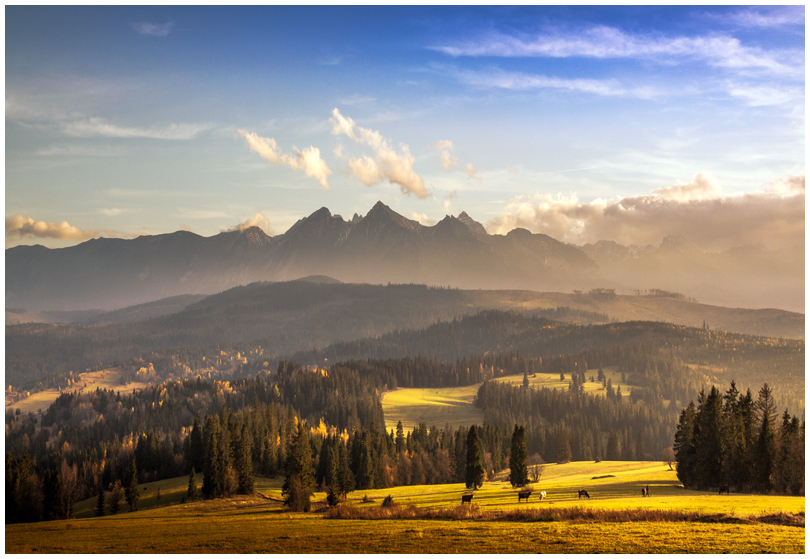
[458,485,653,504]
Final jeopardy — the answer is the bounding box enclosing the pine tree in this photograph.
[557,430,572,464]
[465,425,485,489]
[694,386,724,489]
[325,444,341,507]
[509,424,529,487]
[673,402,698,488]
[188,413,204,473]
[395,421,405,454]
[125,457,139,512]
[337,439,354,497]
[237,424,254,495]
[606,430,621,461]
[283,421,315,512]
[752,384,777,492]
[355,432,376,490]
[95,483,105,517]
[202,416,221,499]
[108,480,123,515]
[187,468,199,501]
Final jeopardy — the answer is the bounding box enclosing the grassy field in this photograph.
[5,368,148,415]
[7,461,804,553]
[381,367,637,433]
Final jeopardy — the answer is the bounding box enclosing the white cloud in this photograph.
[717,7,805,29]
[456,68,658,98]
[347,155,382,186]
[440,150,459,171]
[62,118,211,140]
[133,21,174,37]
[486,173,805,252]
[101,208,122,216]
[726,83,803,106]
[466,163,480,179]
[507,164,519,174]
[428,140,454,150]
[433,25,802,77]
[329,108,428,198]
[226,212,274,235]
[411,212,436,226]
[237,129,332,189]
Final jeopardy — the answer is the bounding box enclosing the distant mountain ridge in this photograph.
[6,201,603,311]
[6,201,803,312]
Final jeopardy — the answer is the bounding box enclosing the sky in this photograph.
[5,6,805,253]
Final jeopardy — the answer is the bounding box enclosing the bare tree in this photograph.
[59,460,82,519]
[661,447,676,471]
[529,453,545,483]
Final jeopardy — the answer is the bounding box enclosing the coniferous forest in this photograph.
[5,310,805,524]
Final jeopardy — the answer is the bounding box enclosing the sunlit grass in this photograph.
[12,461,804,553]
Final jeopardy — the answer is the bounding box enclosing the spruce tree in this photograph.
[395,421,405,454]
[125,457,139,512]
[673,402,697,487]
[108,480,123,515]
[337,439,355,497]
[187,468,199,501]
[202,416,221,499]
[237,424,254,495]
[283,422,315,512]
[509,424,529,487]
[606,430,620,461]
[752,384,777,492]
[465,425,485,489]
[95,483,105,517]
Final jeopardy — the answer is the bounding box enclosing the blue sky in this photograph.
[5,6,805,252]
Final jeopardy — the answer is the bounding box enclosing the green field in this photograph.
[10,461,802,553]
[381,367,636,433]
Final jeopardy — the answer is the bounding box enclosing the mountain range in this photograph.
[6,201,803,312]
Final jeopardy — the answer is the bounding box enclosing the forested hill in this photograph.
[287,311,804,414]
[6,280,803,394]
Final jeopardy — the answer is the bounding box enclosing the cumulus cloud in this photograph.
[6,215,126,244]
[466,163,480,179]
[133,21,174,37]
[440,150,459,171]
[486,173,805,252]
[237,129,332,188]
[329,108,428,198]
[225,212,273,235]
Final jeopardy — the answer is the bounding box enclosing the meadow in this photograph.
[381,366,636,432]
[10,461,803,554]
[5,368,147,415]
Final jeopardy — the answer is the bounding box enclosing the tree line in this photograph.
[674,382,804,494]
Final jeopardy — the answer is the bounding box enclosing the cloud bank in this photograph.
[330,108,428,198]
[237,130,332,188]
[224,212,273,235]
[487,173,805,252]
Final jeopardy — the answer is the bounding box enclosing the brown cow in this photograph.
[577,489,590,499]
[461,493,474,504]
[518,489,533,502]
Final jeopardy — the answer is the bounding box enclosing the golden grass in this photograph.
[9,461,804,554]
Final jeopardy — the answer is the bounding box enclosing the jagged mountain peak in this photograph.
[456,211,487,236]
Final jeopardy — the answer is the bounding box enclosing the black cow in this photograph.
[719,485,730,495]
[518,489,533,502]
[577,489,590,499]
[461,493,474,504]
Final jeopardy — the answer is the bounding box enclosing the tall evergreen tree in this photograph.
[187,468,199,501]
[694,386,724,489]
[752,384,777,492]
[465,425,485,489]
[237,424,254,495]
[395,421,405,454]
[202,416,221,499]
[673,401,697,488]
[509,424,529,487]
[283,422,315,512]
[125,457,139,512]
[605,430,621,461]
[95,483,106,517]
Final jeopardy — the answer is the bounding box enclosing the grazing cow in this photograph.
[577,489,590,499]
[539,491,546,501]
[646,484,650,497]
[518,489,533,503]
[719,485,730,495]
[461,493,474,504]
[641,487,647,497]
